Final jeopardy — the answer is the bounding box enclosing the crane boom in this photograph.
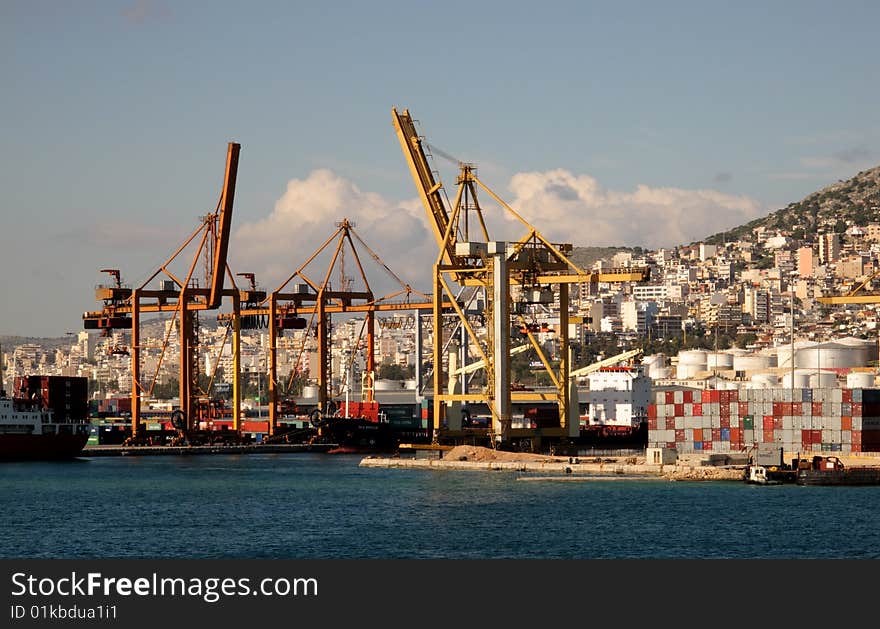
[570,349,643,378]
[208,142,241,309]
[391,108,454,263]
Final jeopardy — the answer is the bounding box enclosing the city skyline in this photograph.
[4,1,880,336]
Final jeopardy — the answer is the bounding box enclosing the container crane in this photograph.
[83,142,246,442]
[218,218,457,438]
[392,107,648,448]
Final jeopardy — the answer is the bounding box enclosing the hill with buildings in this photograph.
[704,165,880,245]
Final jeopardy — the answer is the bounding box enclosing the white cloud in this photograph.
[232,168,765,295]
[231,169,436,295]
[501,169,763,248]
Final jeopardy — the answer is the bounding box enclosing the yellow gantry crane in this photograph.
[392,107,648,448]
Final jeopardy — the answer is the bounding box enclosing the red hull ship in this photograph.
[0,376,91,462]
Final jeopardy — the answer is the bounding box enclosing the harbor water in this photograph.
[3,453,880,559]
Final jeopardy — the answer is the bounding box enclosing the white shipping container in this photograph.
[684,403,693,415]
[730,416,740,428]
[842,430,852,444]
[675,417,685,430]
[853,417,862,431]
[674,390,683,404]
[831,388,843,404]
[657,417,666,431]
[831,429,841,443]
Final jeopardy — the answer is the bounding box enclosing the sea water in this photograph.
[2,453,879,559]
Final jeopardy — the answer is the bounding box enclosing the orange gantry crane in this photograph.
[83,142,259,441]
[219,218,455,437]
[392,107,648,448]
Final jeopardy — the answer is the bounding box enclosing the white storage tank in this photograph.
[847,372,876,388]
[810,370,838,388]
[302,385,319,399]
[676,363,704,379]
[706,352,734,370]
[780,369,811,389]
[733,354,771,372]
[678,350,708,366]
[374,379,400,391]
[751,373,779,388]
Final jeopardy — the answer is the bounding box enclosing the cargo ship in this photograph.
[0,376,91,461]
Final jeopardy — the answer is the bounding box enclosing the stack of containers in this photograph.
[647,386,880,454]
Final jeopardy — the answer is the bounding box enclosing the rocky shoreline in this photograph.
[359,446,746,481]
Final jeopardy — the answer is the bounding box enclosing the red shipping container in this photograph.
[763,429,774,442]
[773,403,783,415]
[730,427,741,443]
[648,405,657,419]
[852,444,861,453]
[241,421,269,433]
[712,428,722,441]
[763,416,774,431]
[853,403,863,416]
[811,430,822,444]
[738,402,749,416]
[674,403,684,416]
[648,418,657,430]
[812,402,822,416]
[701,389,712,403]
[666,442,676,449]
[666,391,675,404]
[774,417,783,430]
[852,432,861,445]
[693,428,703,442]
[842,416,852,431]
[720,416,730,428]
[842,389,852,403]
[675,429,685,442]
[683,390,693,404]
[711,390,721,403]
[703,441,713,451]
[693,403,702,416]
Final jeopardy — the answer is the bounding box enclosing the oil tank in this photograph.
[733,354,770,372]
[706,352,734,370]
[809,370,838,388]
[780,369,811,389]
[676,363,704,379]
[678,350,708,366]
[847,372,876,388]
[750,373,779,388]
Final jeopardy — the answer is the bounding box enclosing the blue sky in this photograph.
[3,0,879,336]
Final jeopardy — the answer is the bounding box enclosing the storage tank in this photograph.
[678,350,708,366]
[780,369,811,389]
[780,339,875,370]
[302,385,319,399]
[676,363,704,379]
[809,370,838,388]
[733,354,771,372]
[374,379,400,391]
[751,373,779,388]
[706,352,734,370]
[847,372,877,388]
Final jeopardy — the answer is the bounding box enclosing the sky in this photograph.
[3,0,880,337]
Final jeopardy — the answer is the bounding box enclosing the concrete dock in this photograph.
[359,451,746,481]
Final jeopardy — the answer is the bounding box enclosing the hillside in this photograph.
[704,165,880,244]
